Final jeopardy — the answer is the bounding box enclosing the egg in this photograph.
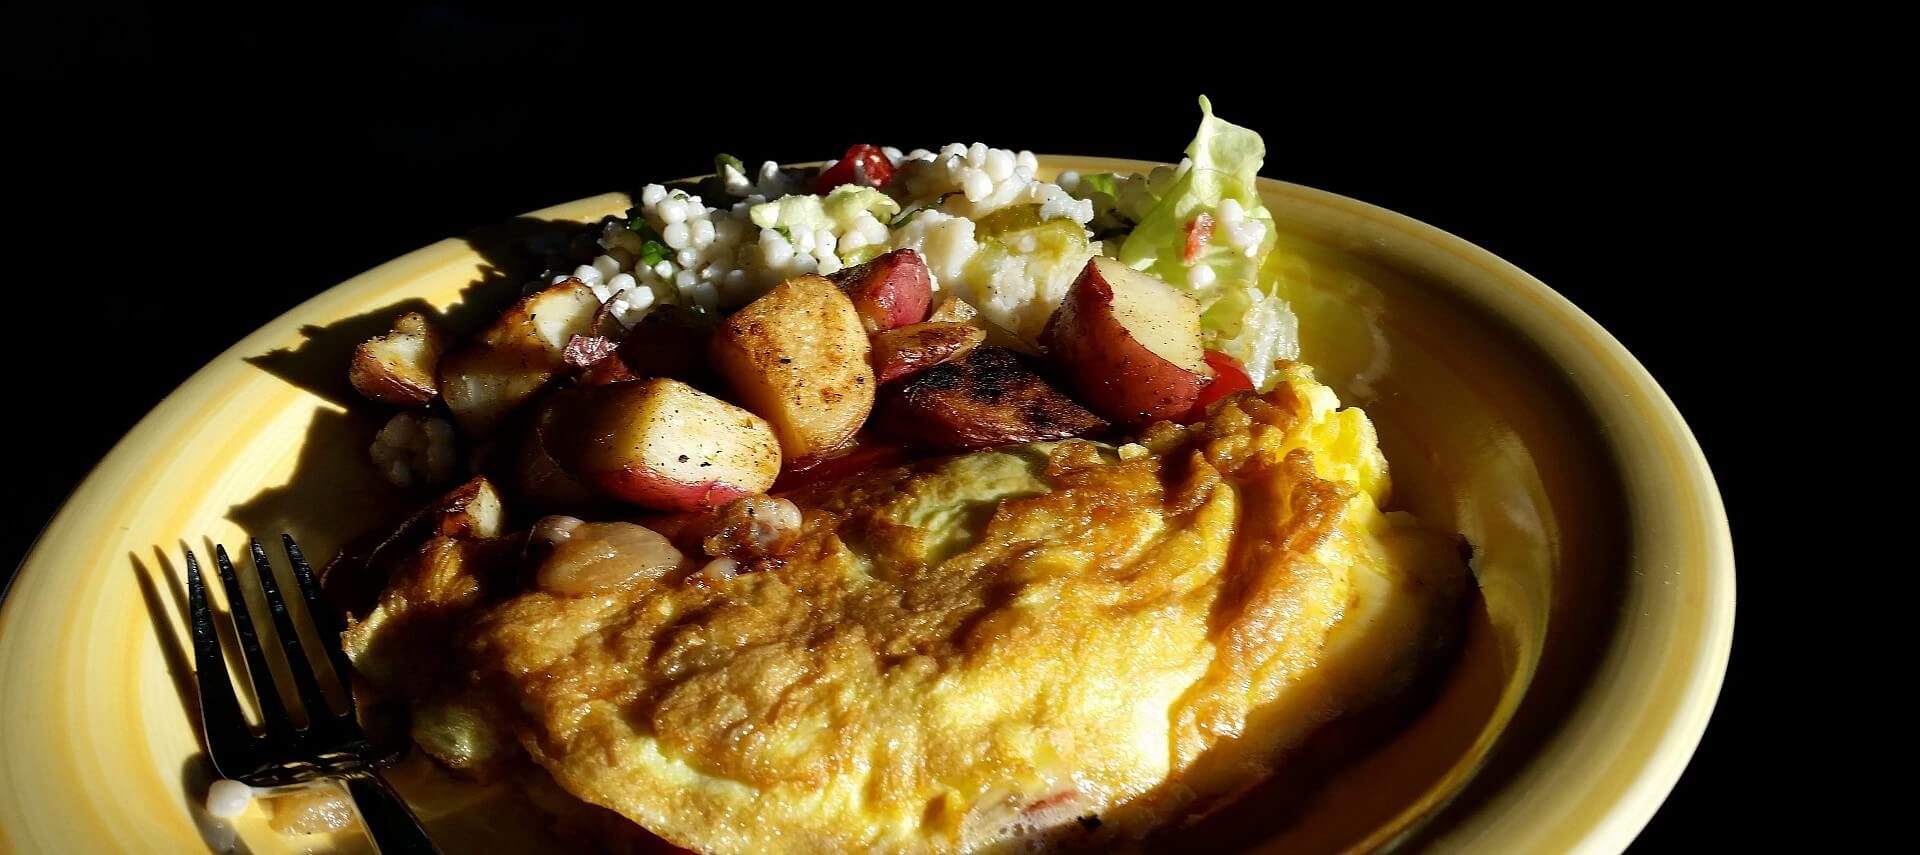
[454,363,1469,853]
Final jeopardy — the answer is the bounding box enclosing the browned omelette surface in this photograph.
[438,364,1468,853]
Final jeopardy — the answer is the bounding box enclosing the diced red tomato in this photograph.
[773,439,910,493]
[816,144,895,193]
[1183,212,1214,264]
[1184,350,1254,421]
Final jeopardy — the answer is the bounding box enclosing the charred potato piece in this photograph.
[324,473,504,614]
[342,474,510,685]
[870,321,985,384]
[350,311,449,406]
[432,475,505,538]
[874,347,1106,451]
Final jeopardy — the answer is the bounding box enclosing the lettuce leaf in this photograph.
[1185,94,1266,191]
[1113,96,1299,389]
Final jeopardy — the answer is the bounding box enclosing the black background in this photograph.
[6,6,1798,851]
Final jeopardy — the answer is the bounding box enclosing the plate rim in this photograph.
[0,162,1733,854]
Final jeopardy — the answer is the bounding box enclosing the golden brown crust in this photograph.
[349,311,448,406]
[710,276,876,457]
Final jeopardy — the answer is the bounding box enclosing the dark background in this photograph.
[6,6,1801,851]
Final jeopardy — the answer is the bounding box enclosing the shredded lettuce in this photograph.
[1111,96,1299,389]
[1186,94,1266,192]
[1207,282,1298,387]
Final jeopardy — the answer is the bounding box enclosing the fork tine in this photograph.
[282,534,358,719]
[213,543,294,740]
[186,547,257,777]
[249,538,336,724]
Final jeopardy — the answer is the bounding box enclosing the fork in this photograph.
[186,535,439,853]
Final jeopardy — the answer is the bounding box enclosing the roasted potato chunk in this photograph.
[341,475,520,779]
[870,321,985,384]
[548,379,782,512]
[711,275,875,458]
[432,475,505,539]
[829,248,933,332]
[1046,257,1209,426]
[342,474,509,688]
[874,347,1106,451]
[349,311,449,406]
[440,279,599,434]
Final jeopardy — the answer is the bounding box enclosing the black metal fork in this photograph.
[186,535,438,853]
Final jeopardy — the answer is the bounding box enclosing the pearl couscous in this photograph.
[553,101,1298,388]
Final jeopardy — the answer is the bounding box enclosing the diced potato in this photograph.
[829,248,933,332]
[870,321,985,384]
[1045,257,1209,426]
[548,379,781,512]
[710,275,876,458]
[349,311,448,407]
[440,280,599,434]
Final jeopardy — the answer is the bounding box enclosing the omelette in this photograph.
[348,364,1468,853]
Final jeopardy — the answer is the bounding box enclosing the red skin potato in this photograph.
[547,379,780,512]
[830,249,933,332]
[869,321,985,384]
[1045,258,1209,427]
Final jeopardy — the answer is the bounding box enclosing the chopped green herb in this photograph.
[624,213,673,267]
[889,191,960,229]
[772,225,793,243]
[639,239,671,268]
[715,153,746,177]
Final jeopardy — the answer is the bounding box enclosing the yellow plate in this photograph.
[0,158,1733,854]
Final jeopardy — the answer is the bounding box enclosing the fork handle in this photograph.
[343,772,441,854]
